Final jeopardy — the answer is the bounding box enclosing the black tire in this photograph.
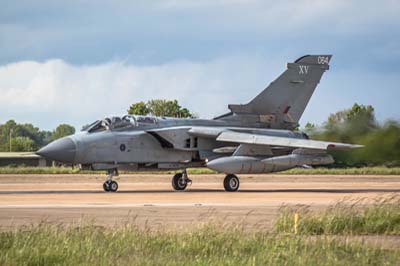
[172,173,187,191]
[224,174,240,192]
[103,181,110,192]
[109,181,118,192]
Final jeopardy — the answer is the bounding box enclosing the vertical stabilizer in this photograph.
[222,55,331,129]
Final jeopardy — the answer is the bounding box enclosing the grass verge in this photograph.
[282,166,400,175]
[0,224,399,266]
[275,195,400,235]
[1,166,400,175]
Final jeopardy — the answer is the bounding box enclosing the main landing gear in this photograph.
[223,174,240,192]
[103,169,119,192]
[172,169,192,191]
[171,170,240,192]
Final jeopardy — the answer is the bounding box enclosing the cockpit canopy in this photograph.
[83,115,158,133]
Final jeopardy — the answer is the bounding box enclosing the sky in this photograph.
[0,0,399,130]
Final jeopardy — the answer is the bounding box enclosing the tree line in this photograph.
[303,103,400,167]
[128,99,195,118]
[0,121,75,152]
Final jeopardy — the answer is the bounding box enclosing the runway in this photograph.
[0,174,399,230]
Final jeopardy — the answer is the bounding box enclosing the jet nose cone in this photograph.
[36,137,76,163]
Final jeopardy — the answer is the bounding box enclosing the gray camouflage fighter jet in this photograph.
[37,55,362,192]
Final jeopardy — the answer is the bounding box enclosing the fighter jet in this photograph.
[36,55,362,192]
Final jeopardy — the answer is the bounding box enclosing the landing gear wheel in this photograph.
[172,173,187,191]
[224,174,240,192]
[103,180,118,192]
[103,169,119,192]
[103,181,110,192]
[109,181,118,192]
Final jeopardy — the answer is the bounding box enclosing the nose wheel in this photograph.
[103,180,118,192]
[172,170,191,191]
[103,169,119,192]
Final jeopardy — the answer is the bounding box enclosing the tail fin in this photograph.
[224,55,331,129]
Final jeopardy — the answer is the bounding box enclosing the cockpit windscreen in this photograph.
[84,115,158,133]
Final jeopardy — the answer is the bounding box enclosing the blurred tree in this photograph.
[354,121,400,166]
[52,124,75,140]
[344,103,376,137]
[127,101,150,116]
[0,121,72,151]
[319,103,377,143]
[10,136,35,152]
[308,103,400,167]
[303,122,316,135]
[178,107,193,118]
[13,123,43,148]
[0,120,17,151]
[128,99,194,118]
[40,130,53,145]
[147,99,178,117]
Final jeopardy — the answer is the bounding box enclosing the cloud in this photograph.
[0,55,280,129]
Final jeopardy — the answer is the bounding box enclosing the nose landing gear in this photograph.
[172,169,192,191]
[103,169,119,192]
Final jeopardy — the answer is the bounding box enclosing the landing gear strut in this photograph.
[172,169,192,191]
[224,174,240,192]
[103,169,119,192]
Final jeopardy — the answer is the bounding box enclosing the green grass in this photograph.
[275,195,400,235]
[281,166,400,175]
[0,166,83,174]
[0,224,399,266]
[1,166,400,175]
